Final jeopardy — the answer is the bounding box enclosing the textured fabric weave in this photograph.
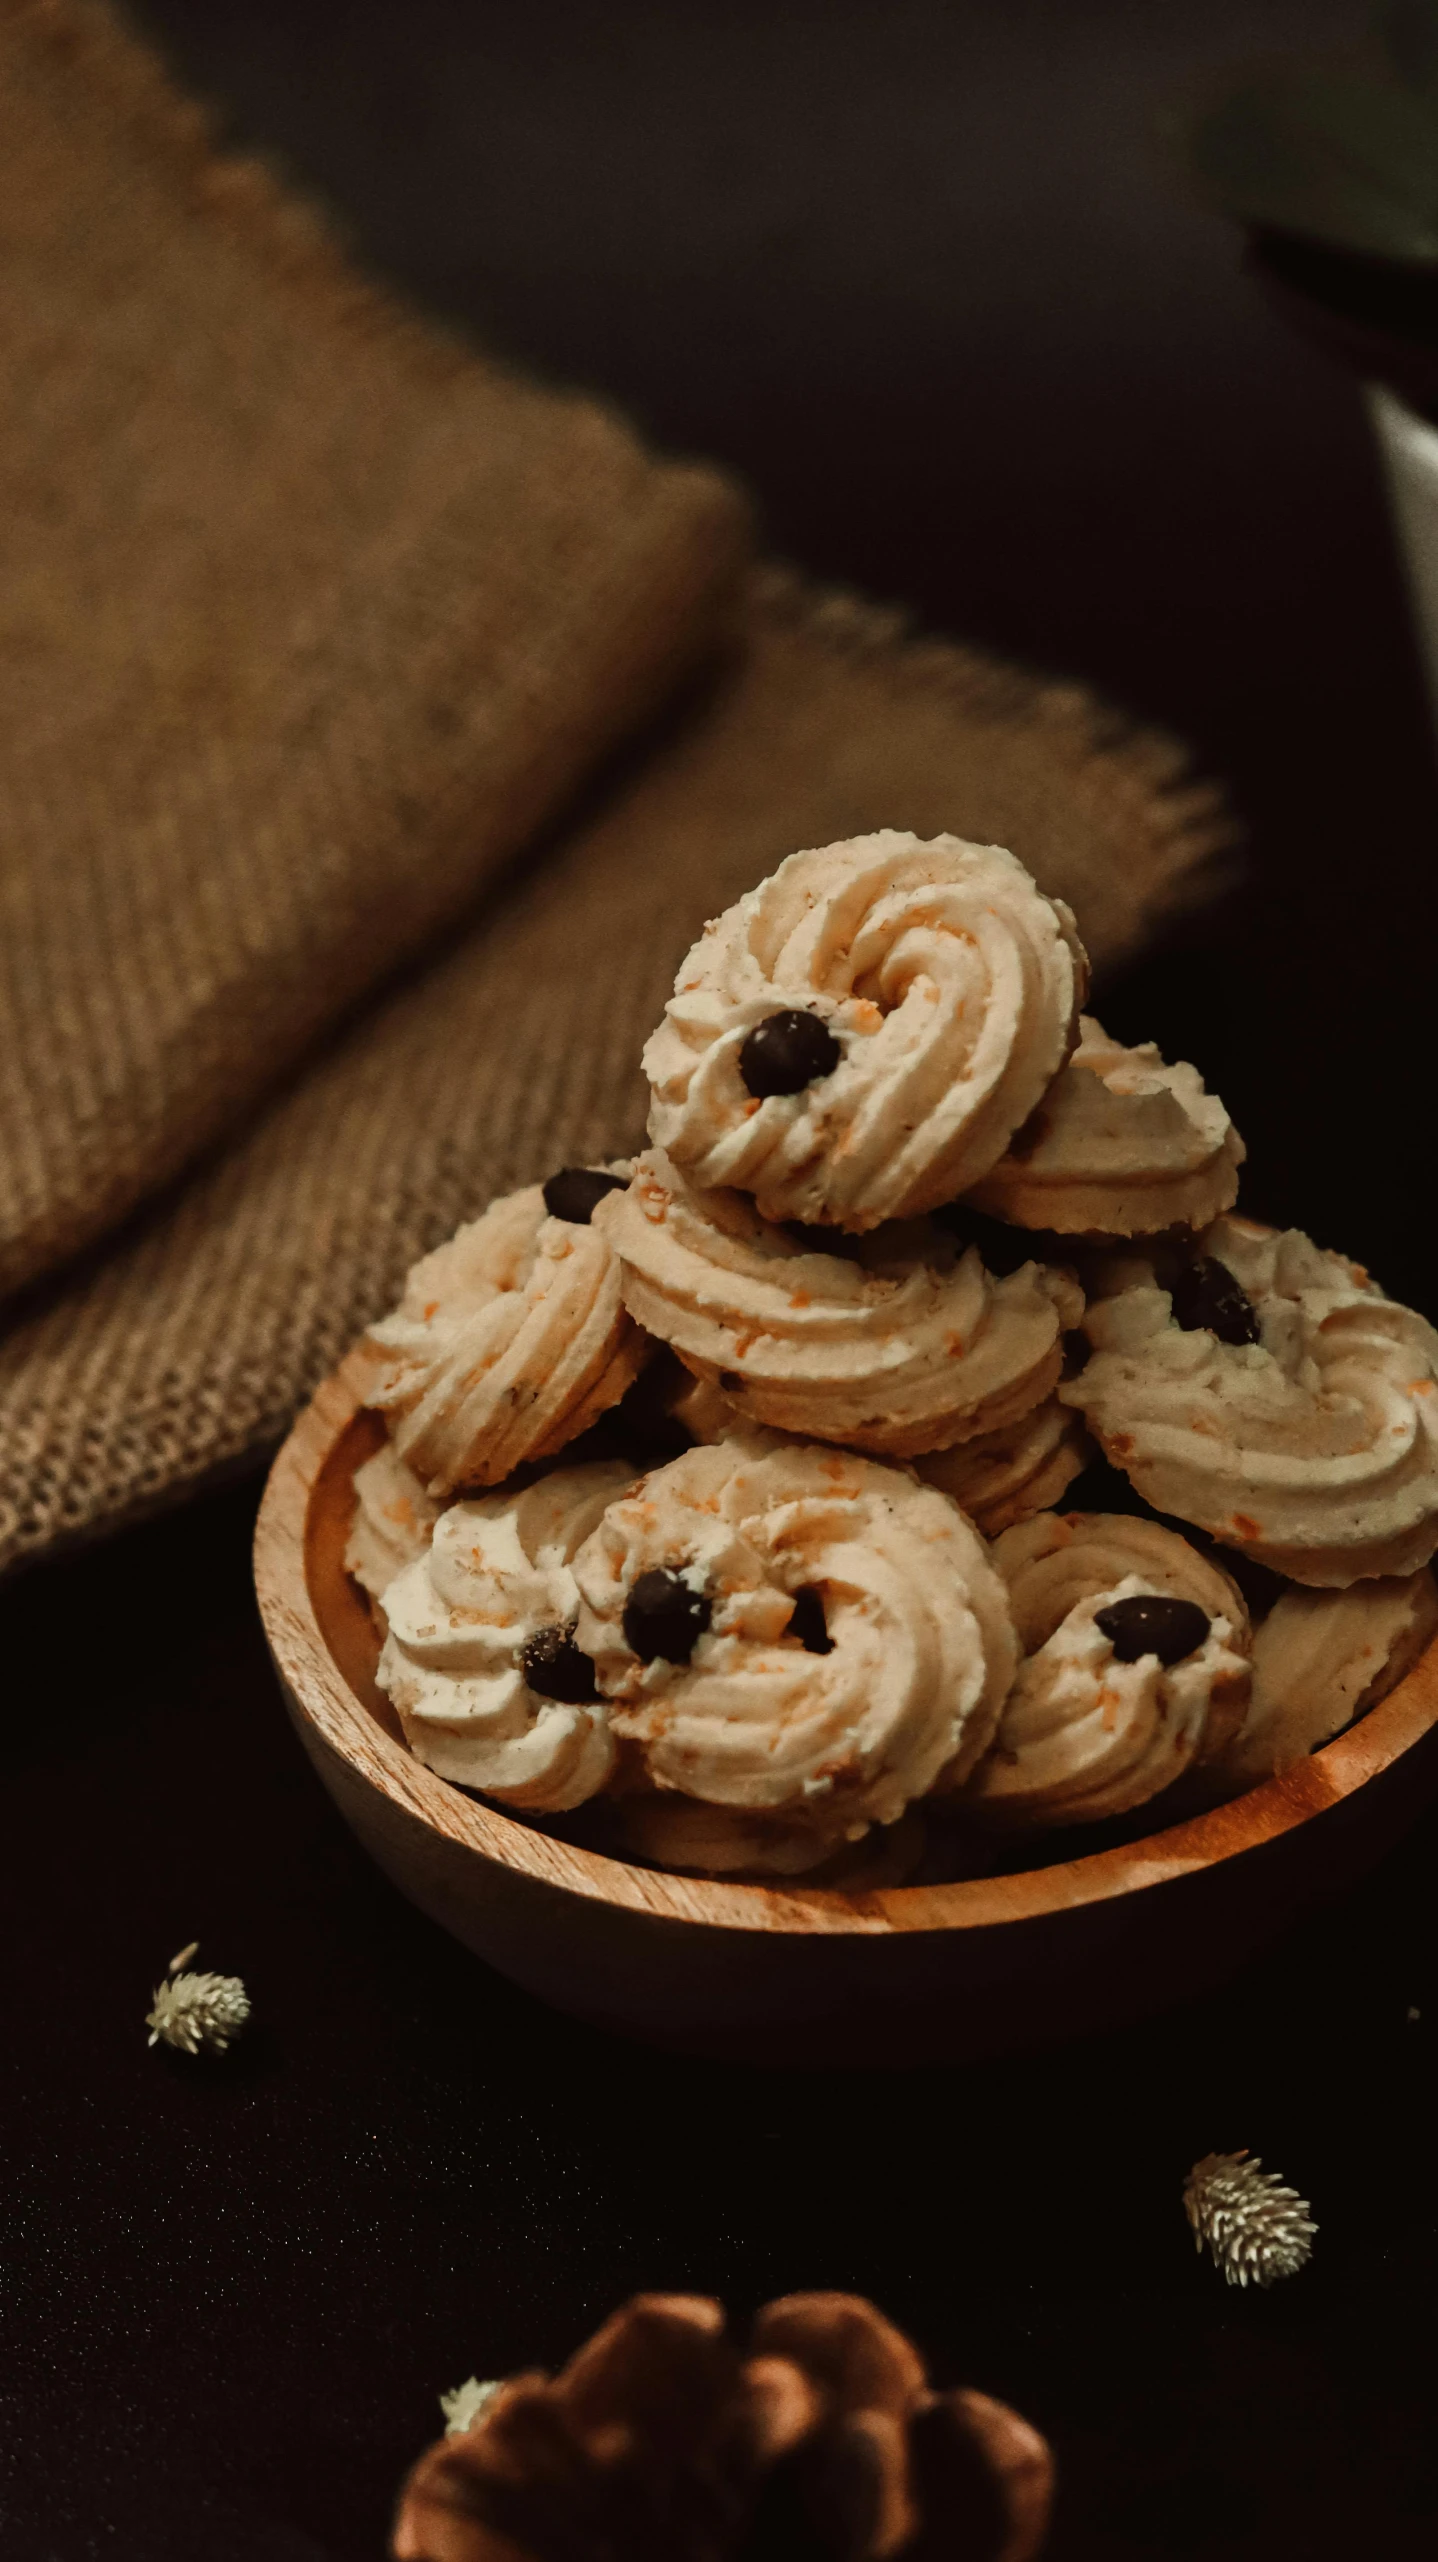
[0,1,1233,1576]
[0,0,748,1303]
[0,568,1229,1576]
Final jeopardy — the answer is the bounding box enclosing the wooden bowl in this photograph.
[254,1347,1438,2065]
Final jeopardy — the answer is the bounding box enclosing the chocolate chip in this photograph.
[520,1622,600,1703]
[738,1009,842,1098]
[542,1165,627,1225]
[1169,1255,1261,1347]
[786,1586,833,1654]
[622,1566,712,1663]
[1093,1594,1211,1666]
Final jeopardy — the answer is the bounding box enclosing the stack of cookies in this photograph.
[345,832,1438,1877]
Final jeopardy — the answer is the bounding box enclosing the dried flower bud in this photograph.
[393,2292,1052,2562]
[440,2380,504,2438]
[1183,2150,1316,2288]
[145,1943,249,2056]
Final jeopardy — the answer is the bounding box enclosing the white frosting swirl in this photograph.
[365,1178,647,1495]
[989,1506,1251,1656]
[644,831,1087,1230]
[964,1509,1251,1825]
[376,1460,636,1808]
[571,1436,1019,1852]
[609,1796,929,1882]
[967,1017,1244,1236]
[963,1572,1250,1829]
[1206,1570,1438,1789]
[1060,1215,1438,1584]
[344,1443,441,1612]
[595,1150,1083,1460]
[913,1400,1091,1537]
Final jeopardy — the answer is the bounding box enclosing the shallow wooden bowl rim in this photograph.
[254,1346,1438,1939]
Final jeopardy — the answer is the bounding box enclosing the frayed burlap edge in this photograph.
[0,564,1235,1581]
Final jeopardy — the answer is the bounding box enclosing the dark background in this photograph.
[4,4,1438,2556]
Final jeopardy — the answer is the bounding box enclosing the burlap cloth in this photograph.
[0,0,1232,1578]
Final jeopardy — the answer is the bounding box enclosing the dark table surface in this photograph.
[5,4,1438,2557]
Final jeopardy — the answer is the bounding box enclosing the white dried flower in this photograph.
[1183,2149,1315,2287]
[146,1943,250,2056]
[440,2376,504,2436]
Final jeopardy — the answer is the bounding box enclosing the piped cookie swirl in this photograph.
[963,1510,1251,1827]
[913,1399,1091,1538]
[571,1436,1019,1865]
[1206,1570,1438,1789]
[345,822,1438,1873]
[365,1172,647,1494]
[345,1443,441,1618]
[643,831,1087,1231]
[966,1017,1244,1237]
[595,1150,1082,1460]
[1061,1216,1438,1585]
[376,1460,636,1808]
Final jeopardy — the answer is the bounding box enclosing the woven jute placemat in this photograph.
[0,0,748,1305]
[0,3,1233,1576]
[0,566,1230,1577]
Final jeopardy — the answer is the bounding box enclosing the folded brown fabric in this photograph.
[0,568,1229,1577]
[0,0,747,1305]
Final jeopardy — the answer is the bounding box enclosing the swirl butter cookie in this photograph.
[912,1399,1092,1538]
[365,1169,648,1495]
[376,1460,637,1808]
[344,1443,442,1621]
[610,1795,932,1883]
[594,1150,1082,1461]
[1204,1570,1438,1791]
[1060,1215,1438,1585]
[963,1511,1251,1827]
[570,1436,1019,1870]
[965,1017,1244,1237]
[643,831,1087,1231]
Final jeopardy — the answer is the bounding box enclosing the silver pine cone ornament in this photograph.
[146,1941,250,2056]
[1184,2150,1316,2288]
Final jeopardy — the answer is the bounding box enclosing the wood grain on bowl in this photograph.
[254,1347,1438,2064]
